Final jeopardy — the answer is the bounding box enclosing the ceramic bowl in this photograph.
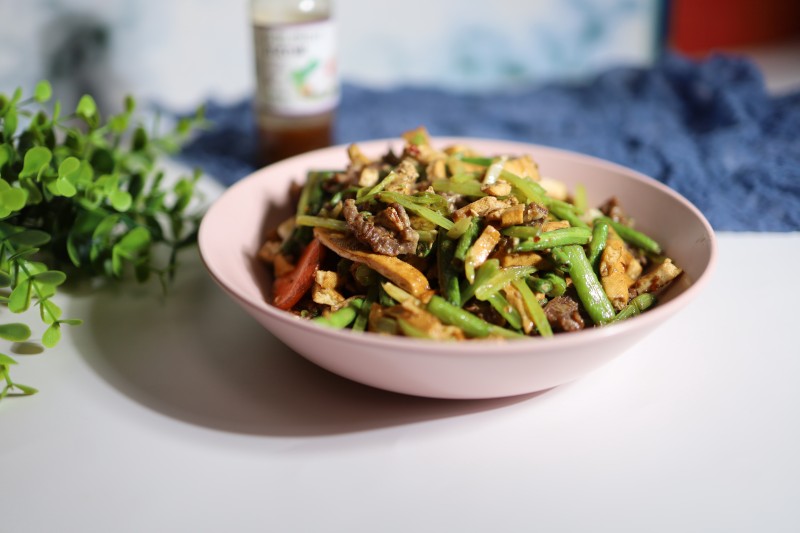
[198,138,717,399]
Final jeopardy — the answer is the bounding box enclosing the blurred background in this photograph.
[2,0,798,115]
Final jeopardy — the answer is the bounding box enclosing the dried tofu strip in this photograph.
[314,228,430,297]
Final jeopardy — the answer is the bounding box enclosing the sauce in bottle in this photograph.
[250,0,339,165]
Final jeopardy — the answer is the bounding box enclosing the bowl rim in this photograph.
[198,136,718,356]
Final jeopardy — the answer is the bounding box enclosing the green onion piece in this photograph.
[295,215,349,232]
[378,191,454,230]
[474,266,537,301]
[573,183,588,214]
[447,216,474,239]
[459,258,500,306]
[459,156,493,167]
[511,279,553,337]
[500,170,548,204]
[482,156,507,185]
[431,179,486,197]
[548,202,589,229]
[485,292,523,331]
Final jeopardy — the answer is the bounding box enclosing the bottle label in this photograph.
[253,19,339,116]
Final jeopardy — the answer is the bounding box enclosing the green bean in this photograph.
[586,218,609,270]
[548,202,589,229]
[529,272,567,298]
[312,298,365,328]
[513,227,592,252]
[352,285,378,332]
[454,217,480,261]
[552,245,615,325]
[541,272,567,297]
[528,276,553,295]
[511,279,553,337]
[378,282,397,307]
[610,293,657,323]
[280,171,328,254]
[437,232,461,306]
[598,216,662,255]
[501,225,542,239]
[427,295,523,339]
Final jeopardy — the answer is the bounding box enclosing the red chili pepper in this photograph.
[272,238,324,310]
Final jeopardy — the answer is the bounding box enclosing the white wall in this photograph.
[0,0,662,112]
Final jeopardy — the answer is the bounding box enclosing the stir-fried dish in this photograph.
[258,127,683,340]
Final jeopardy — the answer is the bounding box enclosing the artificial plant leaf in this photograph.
[19,146,52,180]
[42,323,61,348]
[34,80,52,103]
[0,323,32,342]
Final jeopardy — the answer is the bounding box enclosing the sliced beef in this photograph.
[342,199,419,256]
[544,296,585,332]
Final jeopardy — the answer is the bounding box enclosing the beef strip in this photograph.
[543,296,585,332]
[342,199,419,256]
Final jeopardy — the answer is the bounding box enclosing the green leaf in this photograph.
[0,187,27,212]
[117,226,151,254]
[132,126,148,151]
[60,319,83,326]
[0,352,18,366]
[31,270,67,286]
[6,229,51,247]
[42,323,61,348]
[0,144,13,170]
[0,270,12,287]
[55,177,77,197]
[124,95,136,113]
[40,299,62,324]
[110,189,132,211]
[3,106,18,137]
[34,80,52,103]
[11,383,38,396]
[0,323,32,342]
[91,148,115,174]
[19,146,52,180]
[76,94,97,120]
[58,156,81,179]
[8,279,32,313]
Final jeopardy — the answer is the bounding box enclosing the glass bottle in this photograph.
[250,0,338,165]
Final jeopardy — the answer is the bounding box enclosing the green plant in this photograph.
[0,81,207,399]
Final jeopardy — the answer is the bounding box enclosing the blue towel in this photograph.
[179,53,800,232]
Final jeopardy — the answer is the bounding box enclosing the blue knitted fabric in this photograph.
[179,54,800,231]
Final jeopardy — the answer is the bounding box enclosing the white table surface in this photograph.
[2,230,799,533]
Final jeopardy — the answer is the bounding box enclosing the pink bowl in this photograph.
[198,138,717,399]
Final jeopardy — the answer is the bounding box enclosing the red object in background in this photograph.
[670,0,800,54]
